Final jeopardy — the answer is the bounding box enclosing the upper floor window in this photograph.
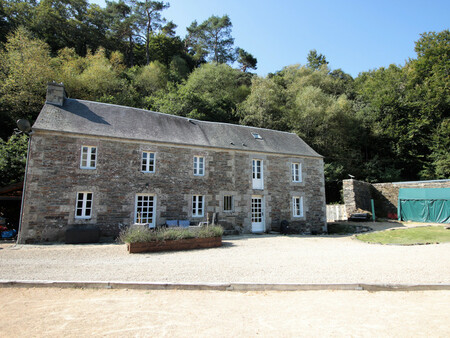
[252,159,264,189]
[141,151,155,173]
[80,146,96,169]
[293,196,303,217]
[193,156,205,176]
[291,163,302,182]
[192,195,204,217]
[76,192,93,219]
[223,195,233,212]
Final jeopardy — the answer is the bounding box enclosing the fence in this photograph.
[326,204,347,222]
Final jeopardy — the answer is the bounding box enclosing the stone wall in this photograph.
[343,178,450,218]
[372,180,450,217]
[342,179,372,216]
[19,131,326,242]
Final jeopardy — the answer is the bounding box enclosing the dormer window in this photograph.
[252,132,262,139]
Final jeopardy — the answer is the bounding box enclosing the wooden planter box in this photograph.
[127,236,222,253]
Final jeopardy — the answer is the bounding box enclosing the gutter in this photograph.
[17,132,32,244]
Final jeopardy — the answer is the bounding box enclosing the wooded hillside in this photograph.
[1,0,448,201]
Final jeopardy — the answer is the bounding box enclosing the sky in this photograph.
[89,0,450,77]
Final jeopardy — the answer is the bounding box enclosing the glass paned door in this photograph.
[251,196,264,233]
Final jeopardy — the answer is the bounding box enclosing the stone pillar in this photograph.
[343,179,373,216]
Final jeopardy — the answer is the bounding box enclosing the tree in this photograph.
[186,15,236,64]
[161,20,176,36]
[306,49,328,70]
[238,76,287,130]
[0,133,29,187]
[0,27,54,139]
[146,33,186,66]
[132,0,169,64]
[152,63,248,122]
[0,0,36,43]
[105,0,139,66]
[31,0,110,56]
[134,60,168,95]
[237,48,257,72]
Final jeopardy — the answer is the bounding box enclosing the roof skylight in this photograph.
[252,132,262,139]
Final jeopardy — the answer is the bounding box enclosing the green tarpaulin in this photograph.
[398,188,450,223]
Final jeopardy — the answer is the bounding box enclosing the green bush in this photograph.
[119,224,224,243]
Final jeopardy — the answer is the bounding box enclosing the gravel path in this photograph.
[1,232,449,284]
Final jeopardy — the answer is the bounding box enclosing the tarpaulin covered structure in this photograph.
[398,188,450,223]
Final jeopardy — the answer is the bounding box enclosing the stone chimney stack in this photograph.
[46,82,66,106]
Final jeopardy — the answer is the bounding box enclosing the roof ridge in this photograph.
[68,98,298,136]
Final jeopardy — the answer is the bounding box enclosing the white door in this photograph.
[252,159,263,189]
[251,196,265,233]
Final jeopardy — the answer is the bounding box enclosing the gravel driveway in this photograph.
[1,231,449,284]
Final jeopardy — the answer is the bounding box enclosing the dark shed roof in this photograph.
[33,99,322,158]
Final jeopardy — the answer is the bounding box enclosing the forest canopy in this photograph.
[0,0,448,201]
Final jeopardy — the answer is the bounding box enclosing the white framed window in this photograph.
[193,156,205,176]
[192,195,204,217]
[291,163,302,182]
[135,194,156,226]
[141,151,155,172]
[293,196,303,217]
[80,146,97,169]
[252,159,264,189]
[75,192,93,219]
[223,195,233,212]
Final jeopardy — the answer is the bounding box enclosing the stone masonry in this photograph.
[19,131,326,242]
[342,179,372,216]
[343,178,450,218]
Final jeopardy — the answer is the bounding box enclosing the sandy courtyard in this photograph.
[0,287,449,337]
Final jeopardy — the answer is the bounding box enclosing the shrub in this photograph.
[119,225,224,244]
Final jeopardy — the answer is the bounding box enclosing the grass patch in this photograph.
[119,225,224,244]
[356,226,450,245]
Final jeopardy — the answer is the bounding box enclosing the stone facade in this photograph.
[19,131,326,242]
[343,178,450,218]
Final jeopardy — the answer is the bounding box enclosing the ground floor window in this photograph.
[75,192,93,219]
[293,196,303,217]
[192,195,204,217]
[135,194,156,225]
[223,195,233,211]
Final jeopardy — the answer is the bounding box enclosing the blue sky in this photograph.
[90,0,449,77]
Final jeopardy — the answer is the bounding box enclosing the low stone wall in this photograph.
[343,179,450,218]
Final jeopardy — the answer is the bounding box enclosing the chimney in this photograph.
[46,82,66,106]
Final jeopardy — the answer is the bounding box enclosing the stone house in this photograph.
[18,83,326,243]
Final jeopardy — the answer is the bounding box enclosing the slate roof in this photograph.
[33,98,322,158]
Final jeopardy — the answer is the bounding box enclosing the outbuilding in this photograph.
[398,188,450,223]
